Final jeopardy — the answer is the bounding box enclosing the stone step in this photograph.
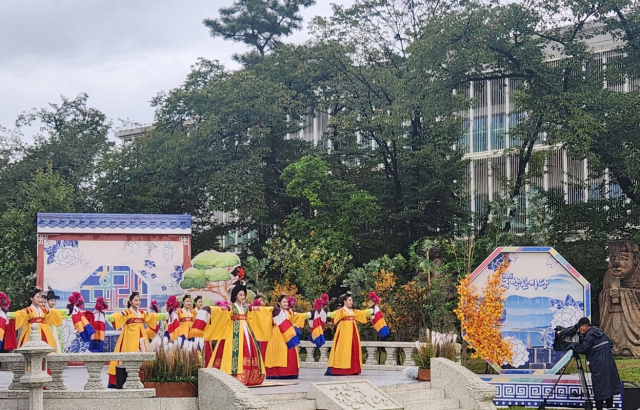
[260,392,316,410]
[379,382,429,393]
[268,399,316,410]
[402,398,462,410]
[387,388,445,403]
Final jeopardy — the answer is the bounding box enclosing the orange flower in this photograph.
[454,257,512,365]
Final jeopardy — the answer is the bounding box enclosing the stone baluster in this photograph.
[319,347,329,362]
[386,348,398,365]
[47,361,68,390]
[8,361,26,390]
[298,347,307,362]
[365,347,377,365]
[403,348,416,366]
[84,361,106,390]
[122,361,144,389]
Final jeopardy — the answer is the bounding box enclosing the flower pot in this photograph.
[143,381,198,397]
[417,368,431,381]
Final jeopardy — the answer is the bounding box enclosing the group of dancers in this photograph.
[0,268,389,387]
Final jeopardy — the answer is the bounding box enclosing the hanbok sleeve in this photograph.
[202,307,232,341]
[110,311,129,331]
[290,312,309,329]
[45,309,63,327]
[13,309,30,331]
[248,306,274,342]
[144,311,160,329]
[330,309,346,323]
[353,309,369,324]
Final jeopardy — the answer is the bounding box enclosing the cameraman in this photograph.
[572,317,622,410]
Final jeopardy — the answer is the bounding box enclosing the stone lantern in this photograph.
[15,323,55,410]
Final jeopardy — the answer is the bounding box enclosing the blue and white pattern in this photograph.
[169,265,184,291]
[504,336,529,367]
[488,254,506,271]
[539,295,584,348]
[37,213,191,230]
[163,242,175,261]
[44,240,86,267]
[484,376,622,408]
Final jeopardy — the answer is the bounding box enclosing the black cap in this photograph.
[45,290,60,300]
[576,317,591,327]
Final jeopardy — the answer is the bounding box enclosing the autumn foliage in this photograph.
[361,270,428,340]
[454,258,513,365]
[268,280,312,313]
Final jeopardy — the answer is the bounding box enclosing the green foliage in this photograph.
[203,0,316,63]
[342,254,407,306]
[265,237,350,301]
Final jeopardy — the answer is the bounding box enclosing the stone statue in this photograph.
[599,240,640,357]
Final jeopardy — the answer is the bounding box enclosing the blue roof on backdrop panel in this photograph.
[37,213,192,230]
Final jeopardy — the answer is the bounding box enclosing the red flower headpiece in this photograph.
[236,267,245,281]
[150,300,159,313]
[249,298,263,309]
[368,292,380,305]
[214,300,230,309]
[313,297,327,311]
[0,292,10,312]
[68,292,85,308]
[286,296,295,308]
[165,296,179,313]
[321,294,329,303]
[94,297,109,312]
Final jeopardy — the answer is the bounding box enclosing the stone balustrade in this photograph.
[297,341,417,370]
[0,352,155,391]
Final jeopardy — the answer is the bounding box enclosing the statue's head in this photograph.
[608,240,640,285]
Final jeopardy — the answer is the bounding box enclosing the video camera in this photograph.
[553,325,580,352]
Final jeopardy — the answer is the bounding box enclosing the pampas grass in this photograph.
[403,366,419,380]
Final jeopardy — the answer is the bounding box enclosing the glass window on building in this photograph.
[473,116,488,153]
[491,113,506,150]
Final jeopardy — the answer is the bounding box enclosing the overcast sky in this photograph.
[0,0,354,139]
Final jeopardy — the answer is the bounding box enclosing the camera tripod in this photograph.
[538,349,593,410]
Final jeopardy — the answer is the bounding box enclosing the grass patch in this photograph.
[464,356,640,383]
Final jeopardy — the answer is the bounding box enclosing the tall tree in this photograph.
[411,0,640,233]
[204,0,316,64]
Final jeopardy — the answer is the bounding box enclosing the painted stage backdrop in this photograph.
[37,213,192,353]
[468,247,590,375]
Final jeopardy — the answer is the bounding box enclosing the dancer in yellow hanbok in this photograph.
[261,295,309,379]
[176,294,197,343]
[325,292,373,376]
[12,287,64,350]
[190,282,273,386]
[107,291,164,388]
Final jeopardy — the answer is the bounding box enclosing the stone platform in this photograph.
[0,367,415,393]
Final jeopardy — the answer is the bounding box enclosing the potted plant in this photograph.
[141,342,201,397]
[414,341,433,381]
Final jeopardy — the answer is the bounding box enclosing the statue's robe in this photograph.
[599,267,640,357]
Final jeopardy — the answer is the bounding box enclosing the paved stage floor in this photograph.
[0,367,416,394]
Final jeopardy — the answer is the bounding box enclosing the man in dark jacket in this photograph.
[573,317,623,410]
